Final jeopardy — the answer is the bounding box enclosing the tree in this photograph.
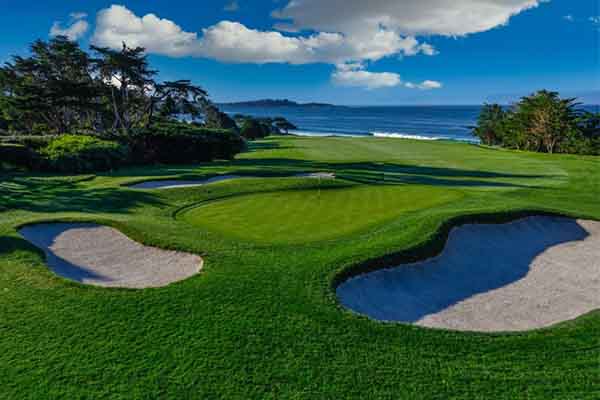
[273,117,297,134]
[202,102,238,131]
[150,80,208,123]
[0,36,97,134]
[513,90,580,153]
[473,104,507,145]
[240,118,265,140]
[472,91,588,154]
[91,43,157,136]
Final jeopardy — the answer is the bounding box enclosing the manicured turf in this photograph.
[1,136,599,399]
[181,185,462,244]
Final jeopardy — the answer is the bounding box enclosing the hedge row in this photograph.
[0,123,246,173]
[129,123,246,164]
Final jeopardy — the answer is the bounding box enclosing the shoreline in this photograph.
[289,130,480,143]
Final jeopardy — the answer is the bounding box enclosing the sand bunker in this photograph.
[19,223,202,288]
[129,172,335,189]
[337,216,600,332]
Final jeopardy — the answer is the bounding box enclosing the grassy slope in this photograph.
[0,136,599,399]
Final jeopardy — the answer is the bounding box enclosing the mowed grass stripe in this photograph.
[182,185,463,244]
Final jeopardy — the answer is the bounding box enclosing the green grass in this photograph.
[1,136,599,399]
[181,185,462,245]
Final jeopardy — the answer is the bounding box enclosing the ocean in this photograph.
[220,105,483,142]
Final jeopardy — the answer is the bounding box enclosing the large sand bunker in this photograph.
[337,216,600,332]
[129,172,335,190]
[19,223,202,288]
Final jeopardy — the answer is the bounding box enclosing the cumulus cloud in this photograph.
[50,12,89,41]
[333,64,442,90]
[332,64,401,89]
[405,80,443,90]
[91,5,435,64]
[272,0,543,37]
[92,5,199,57]
[90,2,543,89]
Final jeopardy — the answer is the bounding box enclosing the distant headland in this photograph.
[219,99,337,108]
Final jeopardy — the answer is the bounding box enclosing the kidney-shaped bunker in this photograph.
[337,216,600,332]
[20,223,202,289]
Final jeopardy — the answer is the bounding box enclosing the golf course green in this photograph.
[1,136,599,399]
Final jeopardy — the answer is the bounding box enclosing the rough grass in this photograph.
[0,136,599,399]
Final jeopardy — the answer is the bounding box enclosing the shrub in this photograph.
[40,135,128,173]
[0,144,37,170]
[240,119,267,140]
[130,122,245,164]
[0,135,55,149]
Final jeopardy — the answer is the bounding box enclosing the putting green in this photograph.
[181,185,463,244]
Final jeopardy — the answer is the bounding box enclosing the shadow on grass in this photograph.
[0,235,37,256]
[0,176,163,214]
[209,158,551,188]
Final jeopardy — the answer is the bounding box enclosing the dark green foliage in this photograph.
[0,36,98,134]
[473,104,507,145]
[39,135,128,173]
[130,122,245,164]
[202,103,238,131]
[0,144,37,170]
[240,118,267,140]
[0,135,55,149]
[273,116,298,134]
[474,91,599,155]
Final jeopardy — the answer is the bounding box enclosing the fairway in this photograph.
[181,185,462,244]
[1,137,599,399]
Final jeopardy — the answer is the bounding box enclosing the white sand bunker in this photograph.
[20,223,202,288]
[337,216,600,332]
[129,172,335,189]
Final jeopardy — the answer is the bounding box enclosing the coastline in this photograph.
[289,129,481,143]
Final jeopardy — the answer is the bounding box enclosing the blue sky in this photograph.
[0,0,598,105]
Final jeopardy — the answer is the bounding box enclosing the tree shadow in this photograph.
[337,217,590,324]
[208,158,550,189]
[0,176,163,214]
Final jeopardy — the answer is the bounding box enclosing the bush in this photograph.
[40,135,128,173]
[0,135,55,149]
[240,119,268,140]
[130,122,245,164]
[0,144,38,170]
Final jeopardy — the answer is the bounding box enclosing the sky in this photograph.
[0,0,598,105]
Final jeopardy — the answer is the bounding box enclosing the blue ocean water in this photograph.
[220,105,482,142]
[221,104,600,142]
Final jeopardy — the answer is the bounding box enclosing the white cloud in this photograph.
[92,5,199,57]
[70,12,88,20]
[405,80,443,90]
[224,1,239,12]
[332,63,402,89]
[92,5,435,64]
[273,0,544,37]
[332,68,401,90]
[332,64,443,90]
[563,15,574,22]
[93,4,534,89]
[50,19,89,41]
[590,16,600,25]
